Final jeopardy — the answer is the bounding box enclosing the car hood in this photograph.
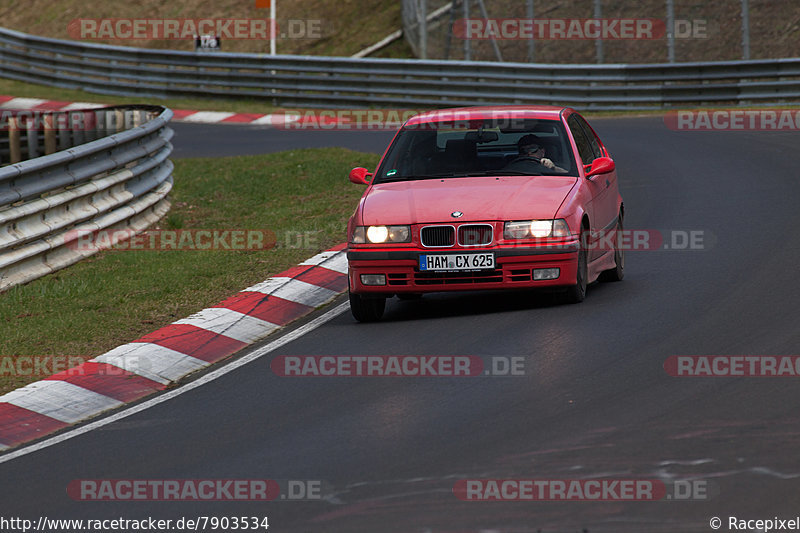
[361,176,578,224]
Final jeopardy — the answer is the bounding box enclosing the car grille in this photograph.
[458,224,493,246]
[414,269,504,284]
[387,267,534,287]
[387,273,409,286]
[421,226,454,247]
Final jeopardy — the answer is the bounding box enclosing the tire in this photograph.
[563,227,588,304]
[599,214,625,282]
[349,288,386,322]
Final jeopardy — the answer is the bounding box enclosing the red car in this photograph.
[346,106,624,322]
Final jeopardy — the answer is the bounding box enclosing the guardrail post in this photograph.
[115,109,125,133]
[26,118,39,159]
[57,124,71,152]
[96,110,106,139]
[84,111,105,140]
[9,117,21,164]
[105,110,116,136]
[44,113,57,155]
[124,110,135,130]
[71,112,85,146]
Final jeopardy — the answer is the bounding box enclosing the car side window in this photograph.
[567,116,594,165]
[574,114,603,160]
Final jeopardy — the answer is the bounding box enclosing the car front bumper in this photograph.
[347,242,579,295]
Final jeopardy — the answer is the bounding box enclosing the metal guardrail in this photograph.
[2,27,800,110]
[0,105,174,292]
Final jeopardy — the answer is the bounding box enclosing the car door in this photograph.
[567,114,602,262]
[574,113,619,235]
[567,114,616,261]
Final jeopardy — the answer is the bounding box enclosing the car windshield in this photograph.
[373,117,578,183]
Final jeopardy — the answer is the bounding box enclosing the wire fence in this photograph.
[402,0,796,64]
[2,26,800,111]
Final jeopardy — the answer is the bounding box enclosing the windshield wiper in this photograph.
[481,169,574,176]
[376,172,468,182]
[482,170,543,176]
[376,175,441,183]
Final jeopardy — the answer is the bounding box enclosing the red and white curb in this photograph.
[0,245,348,451]
[0,95,337,127]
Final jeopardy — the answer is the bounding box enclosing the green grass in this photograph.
[0,0,404,57]
[0,147,378,395]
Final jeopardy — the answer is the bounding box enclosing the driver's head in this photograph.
[518,134,545,157]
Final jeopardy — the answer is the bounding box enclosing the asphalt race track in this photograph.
[2,116,799,532]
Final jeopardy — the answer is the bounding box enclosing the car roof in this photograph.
[405,105,570,127]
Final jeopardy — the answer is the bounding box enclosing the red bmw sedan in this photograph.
[346,106,624,321]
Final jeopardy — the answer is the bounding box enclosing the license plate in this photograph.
[419,253,495,271]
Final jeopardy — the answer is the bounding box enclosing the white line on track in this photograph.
[0,302,349,464]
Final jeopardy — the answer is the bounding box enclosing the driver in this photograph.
[505,134,568,174]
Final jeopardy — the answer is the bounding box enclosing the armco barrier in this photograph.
[0,105,174,292]
[1,27,800,110]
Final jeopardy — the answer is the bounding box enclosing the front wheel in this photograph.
[599,215,624,282]
[563,229,588,304]
[349,289,386,322]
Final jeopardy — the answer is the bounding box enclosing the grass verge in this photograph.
[0,147,377,395]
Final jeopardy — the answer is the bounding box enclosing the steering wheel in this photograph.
[508,155,547,166]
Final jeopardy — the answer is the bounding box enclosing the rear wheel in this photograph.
[563,226,588,304]
[349,284,386,322]
[599,214,624,282]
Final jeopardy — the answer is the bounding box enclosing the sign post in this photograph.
[271,0,277,55]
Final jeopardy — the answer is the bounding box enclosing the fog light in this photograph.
[533,268,560,280]
[360,274,386,286]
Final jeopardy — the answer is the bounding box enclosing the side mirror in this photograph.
[586,157,615,177]
[349,167,372,185]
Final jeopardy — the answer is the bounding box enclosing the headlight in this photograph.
[351,227,366,243]
[366,226,389,243]
[351,225,411,244]
[530,220,553,238]
[504,219,571,239]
